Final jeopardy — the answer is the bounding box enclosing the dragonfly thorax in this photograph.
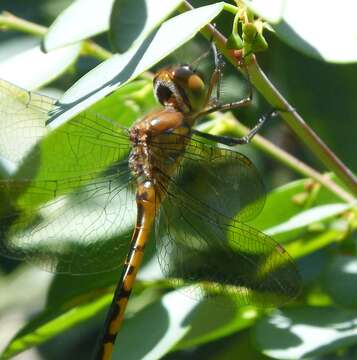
[129,108,190,185]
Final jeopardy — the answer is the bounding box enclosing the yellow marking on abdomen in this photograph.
[109,297,129,335]
[102,343,114,360]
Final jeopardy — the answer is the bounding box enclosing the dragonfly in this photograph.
[0,44,301,360]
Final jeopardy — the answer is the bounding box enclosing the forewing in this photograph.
[0,79,136,273]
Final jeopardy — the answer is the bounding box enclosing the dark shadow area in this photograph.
[110,0,148,53]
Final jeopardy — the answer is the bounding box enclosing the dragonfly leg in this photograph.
[192,108,278,146]
[203,39,225,108]
[197,62,253,120]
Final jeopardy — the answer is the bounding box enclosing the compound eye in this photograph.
[173,65,205,93]
[173,65,194,82]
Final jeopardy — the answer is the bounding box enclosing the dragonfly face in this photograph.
[153,64,206,114]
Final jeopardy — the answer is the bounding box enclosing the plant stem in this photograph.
[81,41,112,61]
[0,11,112,61]
[181,1,357,197]
[0,11,47,35]
[199,113,355,203]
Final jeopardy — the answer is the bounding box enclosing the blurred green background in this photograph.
[0,1,356,360]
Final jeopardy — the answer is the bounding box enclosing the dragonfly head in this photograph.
[153,64,206,113]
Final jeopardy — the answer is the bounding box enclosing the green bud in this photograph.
[242,23,257,42]
[252,31,268,52]
[226,33,243,49]
[246,7,255,22]
[242,21,269,53]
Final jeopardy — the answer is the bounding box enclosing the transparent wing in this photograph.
[0,79,130,177]
[0,79,55,164]
[0,79,136,274]
[155,137,301,307]
[0,165,136,274]
[153,134,265,223]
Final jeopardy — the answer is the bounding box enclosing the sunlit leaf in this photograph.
[0,43,80,89]
[254,306,357,359]
[43,0,115,51]
[266,203,352,236]
[112,288,258,359]
[0,292,112,360]
[248,177,348,233]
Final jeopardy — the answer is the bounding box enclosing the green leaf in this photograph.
[208,331,269,360]
[0,292,112,360]
[283,226,346,261]
[323,255,357,308]
[175,302,258,350]
[0,247,160,358]
[254,306,357,359]
[265,203,352,236]
[248,178,344,232]
[247,0,357,63]
[49,2,225,129]
[0,42,80,90]
[247,179,307,231]
[110,0,183,53]
[246,178,353,258]
[43,0,115,51]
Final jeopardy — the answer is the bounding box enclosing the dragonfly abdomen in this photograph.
[94,180,157,360]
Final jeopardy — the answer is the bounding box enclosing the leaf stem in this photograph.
[181,1,357,197]
[0,11,112,61]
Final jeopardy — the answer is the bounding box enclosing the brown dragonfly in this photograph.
[0,45,301,360]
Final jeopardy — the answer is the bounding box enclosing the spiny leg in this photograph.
[197,40,253,120]
[192,109,279,146]
[203,39,225,107]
